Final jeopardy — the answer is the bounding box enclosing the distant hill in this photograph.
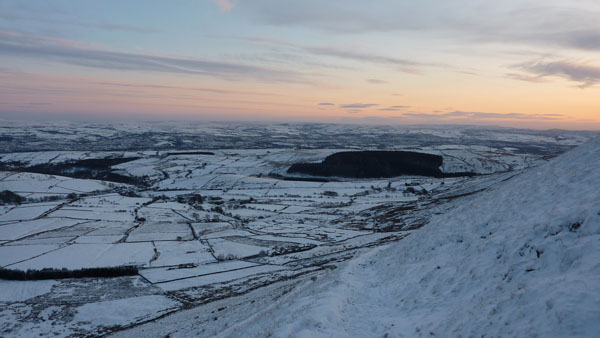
[288,150,475,178]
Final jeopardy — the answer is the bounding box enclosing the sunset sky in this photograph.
[1,0,599,129]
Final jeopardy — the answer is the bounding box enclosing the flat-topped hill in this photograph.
[288,150,473,178]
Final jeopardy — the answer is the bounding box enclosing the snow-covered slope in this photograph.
[220,136,600,337]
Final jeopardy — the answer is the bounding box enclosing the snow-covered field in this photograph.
[111,137,600,338]
[217,135,600,338]
[0,125,597,337]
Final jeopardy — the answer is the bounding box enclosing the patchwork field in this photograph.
[0,124,593,337]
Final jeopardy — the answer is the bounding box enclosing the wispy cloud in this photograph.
[367,79,387,84]
[340,103,379,109]
[318,102,335,106]
[206,35,429,73]
[306,46,423,73]
[378,105,411,111]
[505,73,547,83]
[514,60,600,88]
[0,32,304,83]
[90,80,279,97]
[307,47,418,66]
[503,6,600,51]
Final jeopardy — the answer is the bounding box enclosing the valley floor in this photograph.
[0,127,596,337]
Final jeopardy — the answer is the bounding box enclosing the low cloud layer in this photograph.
[340,103,379,109]
[515,60,600,88]
[379,105,410,111]
[404,111,563,121]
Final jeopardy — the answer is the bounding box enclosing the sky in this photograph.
[0,0,599,129]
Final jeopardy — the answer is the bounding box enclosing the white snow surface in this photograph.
[73,295,179,327]
[220,137,600,337]
[0,280,57,302]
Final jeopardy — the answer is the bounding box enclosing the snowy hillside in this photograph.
[213,136,600,337]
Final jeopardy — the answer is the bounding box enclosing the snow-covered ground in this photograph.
[112,136,599,338]
[0,126,597,337]
[212,136,600,337]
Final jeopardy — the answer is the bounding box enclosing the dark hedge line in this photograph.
[0,266,139,280]
[22,157,147,186]
[0,190,24,205]
[166,151,215,156]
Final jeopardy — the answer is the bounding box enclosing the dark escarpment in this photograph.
[288,151,475,178]
[0,157,147,186]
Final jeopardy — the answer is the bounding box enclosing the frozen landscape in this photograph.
[3,0,600,336]
[0,122,598,337]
